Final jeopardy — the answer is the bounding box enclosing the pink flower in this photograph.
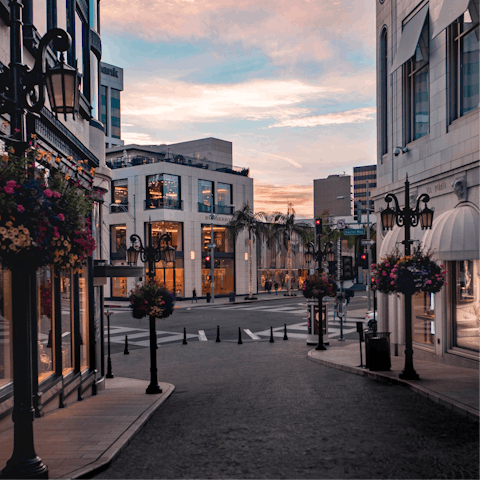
[144,301,148,304]
[44,189,53,198]
[17,205,24,212]
[382,271,387,276]
[385,263,390,267]
[58,213,65,221]
[4,186,14,194]
[426,280,432,284]
[52,191,61,198]
[391,281,394,285]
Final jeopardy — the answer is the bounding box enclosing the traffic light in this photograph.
[359,249,368,268]
[315,218,322,237]
[328,261,337,277]
[354,202,362,223]
[341,256,354,280]
[204,255,211,269]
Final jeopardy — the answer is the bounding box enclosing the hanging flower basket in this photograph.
[394,250,446,296]
[0,150,96,272]
[129,279,175,319]
[302,274,337,300]
[370,253,402,295]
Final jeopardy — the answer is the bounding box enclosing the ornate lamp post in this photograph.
[305,241,335,350]
[381,175,434,380]
[0,3,81,479]
[129,223,176,394]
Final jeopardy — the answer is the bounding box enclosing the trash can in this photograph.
[206,292,211,303]
[365,332,391,371]
[229,292,235,302]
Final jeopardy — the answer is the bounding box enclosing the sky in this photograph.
[100,0,377,217]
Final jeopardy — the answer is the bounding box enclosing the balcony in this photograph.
[110,204,128,214]
[145,198,183,210]
[198,203,234,215]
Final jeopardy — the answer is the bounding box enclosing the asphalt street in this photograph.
[95,328,479,479]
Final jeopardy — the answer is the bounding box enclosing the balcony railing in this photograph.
[110,204,129,213]
[198,203,234,215]
[145,198,183,210]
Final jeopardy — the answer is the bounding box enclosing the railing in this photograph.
[145,198,183,210]
[198,203,234,214]
[198,203,213,213]
[110,204,128,213]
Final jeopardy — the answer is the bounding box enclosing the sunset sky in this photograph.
[100,0,376,217]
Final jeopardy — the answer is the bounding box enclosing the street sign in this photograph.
[344,228,365,235]
[361,239,376,246]
[337,219,345,229]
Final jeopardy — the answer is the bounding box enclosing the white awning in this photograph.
[431,0,471,39]
[422,203,479,261]
[378,224,425,258]
[390,4,429,75]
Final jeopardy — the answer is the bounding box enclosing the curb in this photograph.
[307,351,479,422]
[65,383,175,479]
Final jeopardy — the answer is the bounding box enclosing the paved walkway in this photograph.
[308,341,479,422]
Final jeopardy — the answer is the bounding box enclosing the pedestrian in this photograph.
[266,281,271,294]
[274,282,279,295]
[192,288,198,303]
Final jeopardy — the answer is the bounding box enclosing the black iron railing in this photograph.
[145,198,183,210]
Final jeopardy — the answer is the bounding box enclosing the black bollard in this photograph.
[216,325,221,342]
[269,326,275,343]
[124,335,130,354]
[183,327,188,345]
[283,323,288,341]
[238,327,243,344]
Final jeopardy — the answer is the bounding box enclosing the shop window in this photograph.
[112,277,128,298]
[150,221,183,251]
[111,179,128,213]
[61,272,74,373]
[412,291,435,346]
[38,268,54,383]
[405,19,429,142]
[79,269,89,370]
[198,180,213,213]
[146,174,181,209]
[155,258,184,298]
[202,226,234,253]
[110,225,127,260]
[453,260,479,352]
[202,258,234,296]
[448,9,479,121]
[0,268,13,388]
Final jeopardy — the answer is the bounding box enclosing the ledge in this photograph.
[93,265,144,278]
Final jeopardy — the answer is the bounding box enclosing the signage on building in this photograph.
[344,228,365,236]
[101,66,119,78]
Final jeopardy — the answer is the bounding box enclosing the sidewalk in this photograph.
[0,378,175,479]
[308,341,479,422]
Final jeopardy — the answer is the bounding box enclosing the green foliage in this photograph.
[128,278,175,319]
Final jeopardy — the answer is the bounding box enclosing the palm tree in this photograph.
[227,203,267,299]
[271,203,311,294]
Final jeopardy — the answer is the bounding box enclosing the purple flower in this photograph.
[17,205,24,212]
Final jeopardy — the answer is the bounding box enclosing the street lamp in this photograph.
[129,224,176,394]
[305,241,334,350]
[381,174,434,380]
[0,5,81,478]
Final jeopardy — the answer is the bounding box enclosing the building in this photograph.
[313,174,351,218]
[374,0,479,367]
[353,165,377,213]
[103,138,254,299]
[100,61,124,149]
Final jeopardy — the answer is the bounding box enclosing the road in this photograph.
[96,296,479,479]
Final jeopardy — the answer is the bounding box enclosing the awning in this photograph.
[390,4,429,75]
[422,203,479,261]
[378,224,425,258]
[431,0,471,39]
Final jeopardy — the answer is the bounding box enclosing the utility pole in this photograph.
[208,204,217,303]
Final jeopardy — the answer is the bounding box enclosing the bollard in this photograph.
[183,327,188,345]
[238,327,243,345]
[356,321,365,368]
[269,326,275,343]
[216,325,221,342]
[283,323,288,341]
[124,335,129,355]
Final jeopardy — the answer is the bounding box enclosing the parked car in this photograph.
[365,311,377,332]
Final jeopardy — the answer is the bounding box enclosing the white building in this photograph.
[374,0,479,367]
[103,138,255,299]
[100,61,124,149]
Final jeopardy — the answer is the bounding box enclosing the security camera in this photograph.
[402,147,410,154]
[394,147,401,156]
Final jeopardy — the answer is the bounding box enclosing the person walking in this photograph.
[274,282,279,295]
[192,288,198,303]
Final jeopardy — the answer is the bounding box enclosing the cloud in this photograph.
[254,182,313,216]
[268,107,376,128]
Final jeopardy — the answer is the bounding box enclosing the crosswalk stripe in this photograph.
[198,330,208,341]
[244,329,260,340]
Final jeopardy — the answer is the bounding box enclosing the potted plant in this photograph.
[128,278,175,320]
[370,253,402,295]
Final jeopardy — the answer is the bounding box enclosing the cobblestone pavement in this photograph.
[95,340,479,479]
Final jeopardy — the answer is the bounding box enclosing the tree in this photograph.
[270,203,311,294]
[227,203,267,299]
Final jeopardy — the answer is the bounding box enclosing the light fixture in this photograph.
[381,204,396,230]
[419,205,434,230]
[162,244,176,263]
[127,245,139,266]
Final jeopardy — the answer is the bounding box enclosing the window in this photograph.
[110,225,127,260]
[380,28,388,155]
[405,19,429,142]
[111,179,128,212]
[146,174,181,209]
[79,269,89,370]
[60,272,74,374]
[449,9,479,121]
[111,89,121,139]
[101,86,108,133]
[149,221,183,251]
[90,53,99,120]
[412,291,435,346]
[0,268,13,388]
[38,267,54,383]
[202,226,234,253]
[33,0,47,37]
[217,183,232,213]
[75,10,86,94]
[198,180,213,212]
